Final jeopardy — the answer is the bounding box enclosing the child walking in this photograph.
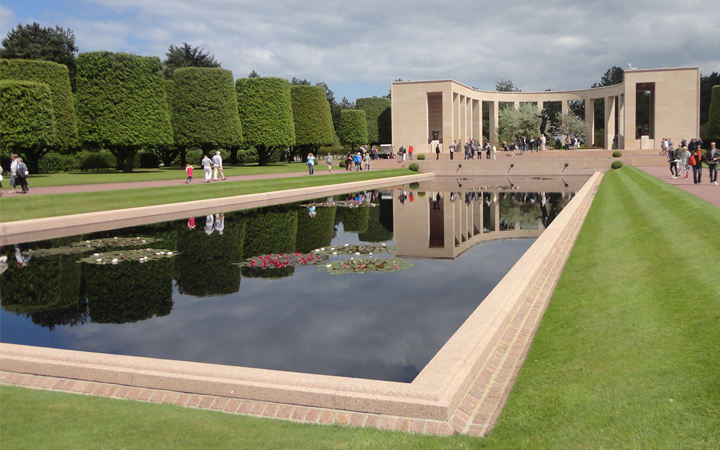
[185,164,193,183]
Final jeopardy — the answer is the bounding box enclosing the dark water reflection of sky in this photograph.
[1,201,537,383]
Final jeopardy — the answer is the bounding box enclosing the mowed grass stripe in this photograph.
[0,170,411,222]
[484,167,720,448]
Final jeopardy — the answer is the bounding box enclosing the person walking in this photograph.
[185,164,194,183]
[212,151,226,181]
[408,143,413,160]
[363,152,371,171]
[449,141,454,160]
[345,153,353,171]
[9,154,18,193]
[307,152,315,175]
[201,154,213,183]
[15,157,29,194]
[353,152,361,171]
[668,146,679,178]
[680,144,691,179]
[691,146,703,184]
[436,143,440,160]
[325,153,333,171]
[707,141,718,185]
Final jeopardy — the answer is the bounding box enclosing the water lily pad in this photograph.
[77,248,177,265]
[319,257,413,274]
[236,252,328,269]
[28,237,162,257]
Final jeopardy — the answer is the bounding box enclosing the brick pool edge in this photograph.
[0,171,603,436]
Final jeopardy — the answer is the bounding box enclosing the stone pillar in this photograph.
[453,93,460,145]
[604,96,616,150]
[562,100,569,116]
[489,192,499,232]
[489,101,499,146]
[585,98,595,146]
[618,94,625,149]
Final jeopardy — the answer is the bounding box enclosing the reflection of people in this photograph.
[205,215,215,235]
[14,244,31,268]
[433,192,441,210]
[308,206,316,218]
[201,154,213,183]
[187,217,196,229]
[214,213,225,235]
[212,151,226,181]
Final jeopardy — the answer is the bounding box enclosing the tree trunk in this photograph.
[123,147,138,173]
[257,145,269,166]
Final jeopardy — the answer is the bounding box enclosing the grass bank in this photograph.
[1,167,718,448]
[2,163,316,188]
[0,169,411,222]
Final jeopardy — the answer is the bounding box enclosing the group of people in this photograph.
[667,139,718,185]
[185,151,227,183]
[343,151,371,172]
[397,144,413,160]
[3,154,30,195]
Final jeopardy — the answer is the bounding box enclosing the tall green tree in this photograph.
[338,109,367,152]
[171,67,243,163]
[0,80,56,173]
[163,42,220,79]
[0,23,78,91]
[700,72,720,125]
[555,111,587,142]
[0,59,78,153]
[356,97,391,145]
[591,66,624,88]
[498,103,541,141]
[75,52,173,172]
[235,76,295,165]
[496,79,520,92]
[703,85,720,142]
[290,85,335,162]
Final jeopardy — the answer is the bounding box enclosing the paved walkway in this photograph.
[638,165,720,207]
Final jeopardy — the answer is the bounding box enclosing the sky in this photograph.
[1,0,719,101]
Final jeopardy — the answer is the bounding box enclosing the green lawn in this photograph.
[0,169,411,222]
[1,163,325,188]
[1,167,719,448]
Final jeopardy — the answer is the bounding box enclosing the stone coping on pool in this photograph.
[0,171,603,435]
[0,173,434,246]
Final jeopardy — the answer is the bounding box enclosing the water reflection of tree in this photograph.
[85,257,174,324]
[342,207,369,233]
[358,202,393,243]
[296,206,336,253]
[242,207,298,280]
[0,253,84,329]
[499,192,542,230]
[175,214,245,297]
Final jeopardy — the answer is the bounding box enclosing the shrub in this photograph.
[339,160,347,168]
[75,51,173,172]
[138,151,161,168]
[291,85,335,161]
[705,85,720,142]
[79,150,116,171]
[235,77,295,165]
[611,161,623,170]
[416,153,425,160]
[612,151,622,158]
[38,151,79,173]
[355,97,391,145]
[171,67,243,153]
[417,192,426,197]
[409,182,420,190]
[338,110,368,152]
[409,162,419,172]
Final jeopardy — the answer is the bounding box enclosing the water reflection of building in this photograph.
[393,188,574,259]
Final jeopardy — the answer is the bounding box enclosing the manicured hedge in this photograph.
[242,207,298,259]
[171,67,243,152]
[290,85,335,161]
[0,59,78,151]
[0,79,56,172]
[338,109,367,152]
[356,97,391,145]
[705,85,720,142]
[75,52,173,172]
[235,77,295,165]
[358,204,393,242]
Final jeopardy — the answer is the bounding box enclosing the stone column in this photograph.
[585,98,595,146]
[489,101,499,146]
[604,96,616,150]
[561,100,569,116]
[617,94,625,149]
[489,192,499,232]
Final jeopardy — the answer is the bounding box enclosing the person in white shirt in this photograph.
[211,151,226,181]
[201,155,213,183]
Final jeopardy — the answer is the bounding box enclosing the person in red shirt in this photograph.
[408,143,413,160]
[185,164,193,183]
[692,147,703,185]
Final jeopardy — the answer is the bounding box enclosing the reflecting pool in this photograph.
[0,182,576,382]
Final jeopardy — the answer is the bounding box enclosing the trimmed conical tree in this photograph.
[0,59,78,154]
[75,51,173,172]
[171,67,243,164]
[0,80,56,173]
[356,97,391,145]
[338,109,367,152]
[290,85,335,162]
[235,77,295,165]
[705,85,720,142]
